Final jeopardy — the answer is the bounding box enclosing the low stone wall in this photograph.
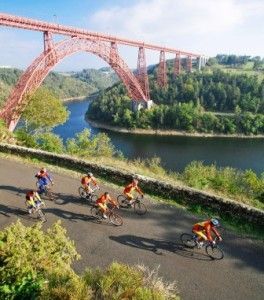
[0,143,263,227]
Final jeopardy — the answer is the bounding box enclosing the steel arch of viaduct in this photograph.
[1,37,147,131]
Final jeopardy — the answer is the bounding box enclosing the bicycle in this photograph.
[36,181,55,201]
[78,186,99,204]
[117,194,147,215]
[26,201,47,222]
[90,204,123,226]
[180,233,224,260]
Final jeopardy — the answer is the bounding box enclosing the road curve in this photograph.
[0,157,263,300]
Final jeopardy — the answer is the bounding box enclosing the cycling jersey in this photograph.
[81,176,97,186]
[124,182,143,195]
[96,194,113,205]
[35,171,52,185]
[25,191,41,207]
[192,220,220,242]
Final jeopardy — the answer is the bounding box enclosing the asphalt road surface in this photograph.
[0,157,263,299]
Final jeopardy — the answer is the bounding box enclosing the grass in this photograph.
[208,63,264,81]
[0,151,263,240]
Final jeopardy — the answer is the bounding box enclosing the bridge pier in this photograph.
[132,99,153,112]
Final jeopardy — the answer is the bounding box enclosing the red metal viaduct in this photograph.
[0,13,206,131]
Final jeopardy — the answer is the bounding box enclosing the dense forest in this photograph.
[87,55,264,135]
[0,67,118,108]
[73,67,118,90]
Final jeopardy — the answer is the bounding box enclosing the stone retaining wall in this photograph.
[0,143,263,227]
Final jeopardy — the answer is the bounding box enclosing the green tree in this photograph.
[22,87,69,132]
[0,119,14,143]
[66,129,117,158]
[36,132,65,153]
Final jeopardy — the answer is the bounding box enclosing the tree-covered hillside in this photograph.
[0,67,118,108]
[73,67,118,90]
[87,55,264,135]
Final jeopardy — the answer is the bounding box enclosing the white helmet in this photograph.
[211,218,220,227]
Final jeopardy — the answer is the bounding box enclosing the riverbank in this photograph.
[61,95,88,102]
[87,118,264,138]
[62,92,99,102]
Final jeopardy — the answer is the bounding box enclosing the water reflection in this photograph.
[53,99,264,174]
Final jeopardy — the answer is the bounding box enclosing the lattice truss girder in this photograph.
[174,53,181,77]
[0,36,148,131]
[136,47,150,100]
[157,50,167,87]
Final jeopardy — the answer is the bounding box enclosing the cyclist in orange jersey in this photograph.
[96,192,117,219]
[192,218,223,248]
[81,172,98,194]
[123,178,144,205]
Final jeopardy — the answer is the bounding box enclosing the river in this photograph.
[53,99,264,174]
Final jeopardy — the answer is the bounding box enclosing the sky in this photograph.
[0,0,263,71]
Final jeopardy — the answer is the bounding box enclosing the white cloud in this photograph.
[89,0,264,50]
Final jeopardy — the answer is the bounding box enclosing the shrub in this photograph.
[15,128,38,148]
[41,272,92,300]
[0,119,14,143]
[0,222,179,300]
[0,220,80,299]
[36,132,65,154]
[181,161,264,209]
[182,161,217,189]
[66,129,117,158]
[83,262,179,300]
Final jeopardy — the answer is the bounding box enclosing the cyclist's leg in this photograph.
[125,192,134,204]
[82,183,89,192]
[98,203,107,218]
[86,184,93,197]
[38,183,45,195]
[27,205,34,214]
[35,200,42,208]
[193,230,207,242]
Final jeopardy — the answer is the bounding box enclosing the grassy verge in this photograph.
[0,151,263,240]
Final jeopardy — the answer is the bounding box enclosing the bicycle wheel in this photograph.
[109,212,123,226]
[37,209,47,222]
[134,200,147,215]
[78,187,87,199]
[180,233,196,248]
[117,195,129,208]
[87,194,98,204]
[205,244,224,260]
[90,206,100,218]
[46,187,54,201]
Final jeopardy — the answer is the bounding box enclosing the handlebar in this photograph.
[91,186,100,192]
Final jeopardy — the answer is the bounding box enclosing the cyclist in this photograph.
[81,172,98,194]
[96,192,117,219]
[123,178,144,205]
[35,167,53,195]
[192,218,223,248]
[25,190,43,214]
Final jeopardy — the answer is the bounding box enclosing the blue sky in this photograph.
[0,0,263,71]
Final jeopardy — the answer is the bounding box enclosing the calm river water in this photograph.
[53,99,264,174]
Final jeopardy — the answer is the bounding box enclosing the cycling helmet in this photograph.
[40,167,47,173]
[132,178,139,184]
[211,218,220,227]
[87,172,93,177]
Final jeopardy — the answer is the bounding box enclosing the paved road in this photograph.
[0,157,263,299]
